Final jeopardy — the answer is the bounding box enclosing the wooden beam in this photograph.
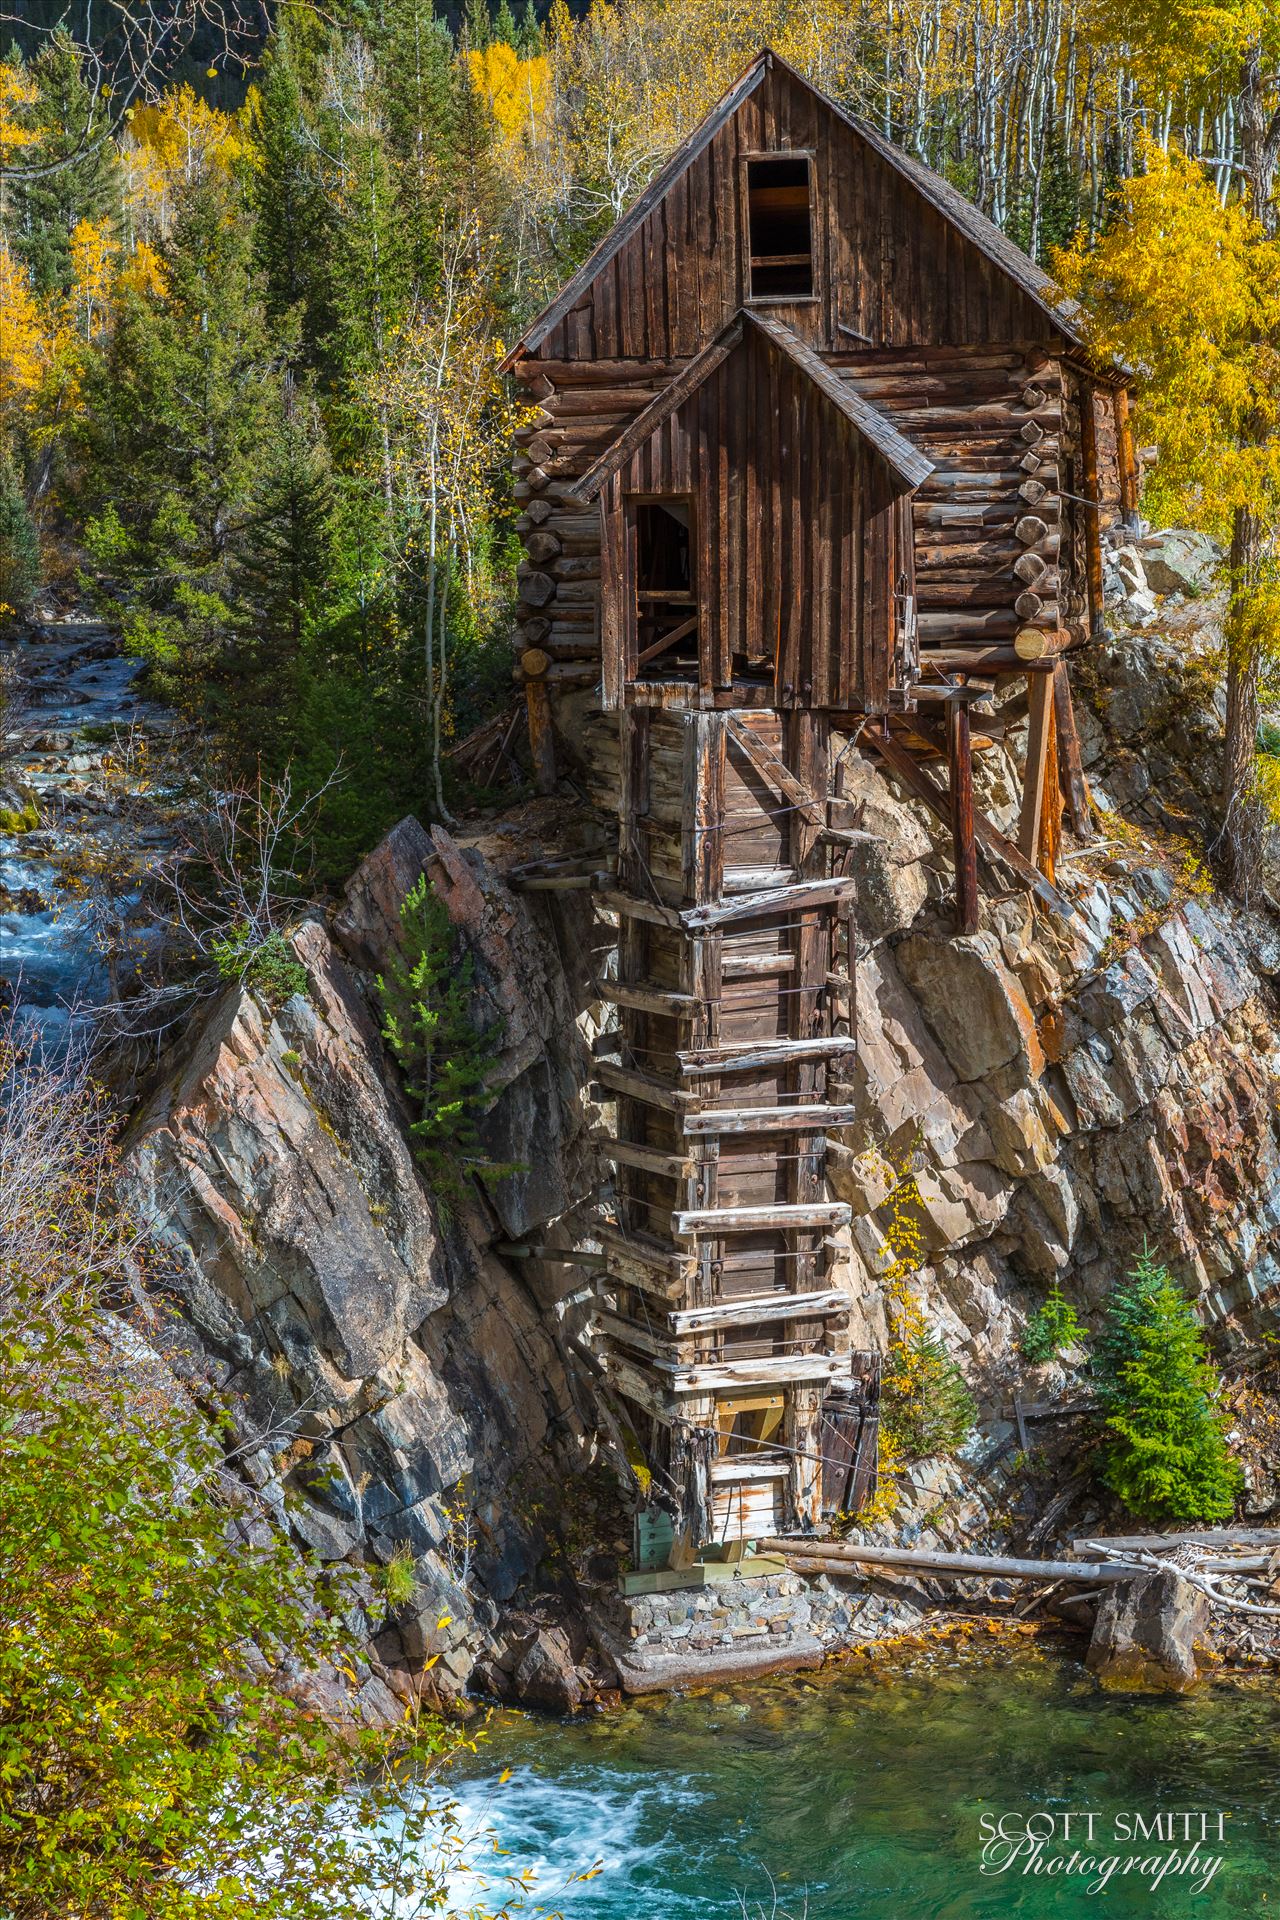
[594,978,697,1016]
[522,651,557,795]
[947,700,979,935]
[1114,386,1141,531]
[1053,663,1091,838]
[597,1137,694,1179]
[592,1220,698,1283]
[768,1540,1150,1583]
[663,1352,851,1392]
[710,1459,792,1485]
[1078,390,1105,635]
[682,876,855,930]
[673,1201,851,1235]
[1018,672,1055,863]
[682,1104,855,1135]
[724,714,824,824]
[592,885,683,929]
[669,1290,851,1334]
[866,729,1077,919]
[677,1034,857,1074]
[593,1061,687,1112]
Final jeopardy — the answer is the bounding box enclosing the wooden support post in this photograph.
[947,699,979,935]
[1079,389,1105,636]
[1053,663,1091,838]
[521,649,557,795]
[1018,672,1055,866]
[1037,689,1060,884]
[1114,386,1140,532]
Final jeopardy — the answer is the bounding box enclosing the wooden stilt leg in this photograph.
[1037,693,1060,884]
[1018,672,1054,865]
[1053,662,1090,838]
[522,649,557,795]
[947,699,979,935]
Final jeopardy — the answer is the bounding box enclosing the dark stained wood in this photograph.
[1053,662,1091,838]
[947,699,979,934]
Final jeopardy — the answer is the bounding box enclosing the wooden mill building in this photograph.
[505,50,1133,1552]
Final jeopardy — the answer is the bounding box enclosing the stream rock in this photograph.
[1085,1569,1209,1691]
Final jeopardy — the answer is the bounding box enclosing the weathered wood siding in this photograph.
[531,61,1061,365]
[595,325,902,709]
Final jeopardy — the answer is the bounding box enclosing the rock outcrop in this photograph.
[124,813,609,1711]
[1085,1568,1209,1691]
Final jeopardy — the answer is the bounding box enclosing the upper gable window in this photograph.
[746,155,814,301]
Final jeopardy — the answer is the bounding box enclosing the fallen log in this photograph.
[762,1538,1150,1584]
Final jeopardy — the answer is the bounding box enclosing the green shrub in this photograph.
[0,450,40,620]
[1021,1282,1085,1364]
[1098,1262,1241,1522]
[0,794,40,835]
[377,873,516,1211]
[882,1331,977,1461]
[211,922,308,1007]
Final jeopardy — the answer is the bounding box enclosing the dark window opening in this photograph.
[633,499,698,680]
[747,155,814,300]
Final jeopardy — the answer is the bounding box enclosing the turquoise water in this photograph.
[446,1642,1280,1918]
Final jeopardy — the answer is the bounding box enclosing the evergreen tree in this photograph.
[516,0,543,55]
[226,372,336,753]
[1098,1266,1241,1522]
[79,167,281,714]
[249,6,336,363]
[1092,1247,1166,1409]
[0,448,40,620]
[9,36,119,299]
[463,0,492,50]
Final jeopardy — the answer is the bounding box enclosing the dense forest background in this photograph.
[0,0,1273,878]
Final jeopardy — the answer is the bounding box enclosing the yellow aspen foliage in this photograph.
[122,85,244,238]
[0,241,55,420]
[117,237,167,301]
[0,61,38,163]
[1054,141,1280,536]
[465,44,551,140]
[70,218,121,340]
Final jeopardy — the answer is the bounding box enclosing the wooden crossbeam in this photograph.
[636,614,698,668]
[593,1061,689,1111]
[597,1136,694,1179]
[661,1352,851,1392]
[593,978,697,1016]
[677,1034,857,1073]
[682,1104,854,1135]
[668,1290,851,1334]
[592,885,683,928]
[724,714,824,824]
[682,875,855,929]
[672,1201,851,1235]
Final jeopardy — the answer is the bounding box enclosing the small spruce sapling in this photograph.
[1021,1282,1085,1364]
[1097,1261,1241,1522]
[377,872,516,1208]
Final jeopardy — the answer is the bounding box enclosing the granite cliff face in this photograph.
[120,536,1280,1701]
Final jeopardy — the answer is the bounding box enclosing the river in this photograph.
[443,1643,1280,1918]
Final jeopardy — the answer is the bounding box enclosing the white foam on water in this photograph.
[362,1764,713,1918]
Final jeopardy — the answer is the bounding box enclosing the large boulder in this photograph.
[1085,1568,1208,1691]
[1136,529,1222,596]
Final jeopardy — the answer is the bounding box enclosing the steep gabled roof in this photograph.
[501,48,1087,371]
[571,308,934,505]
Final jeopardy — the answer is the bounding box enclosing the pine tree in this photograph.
[1092,1247,1166,1409]
[1099,1269,1241,1522]
[249,6,335,362]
